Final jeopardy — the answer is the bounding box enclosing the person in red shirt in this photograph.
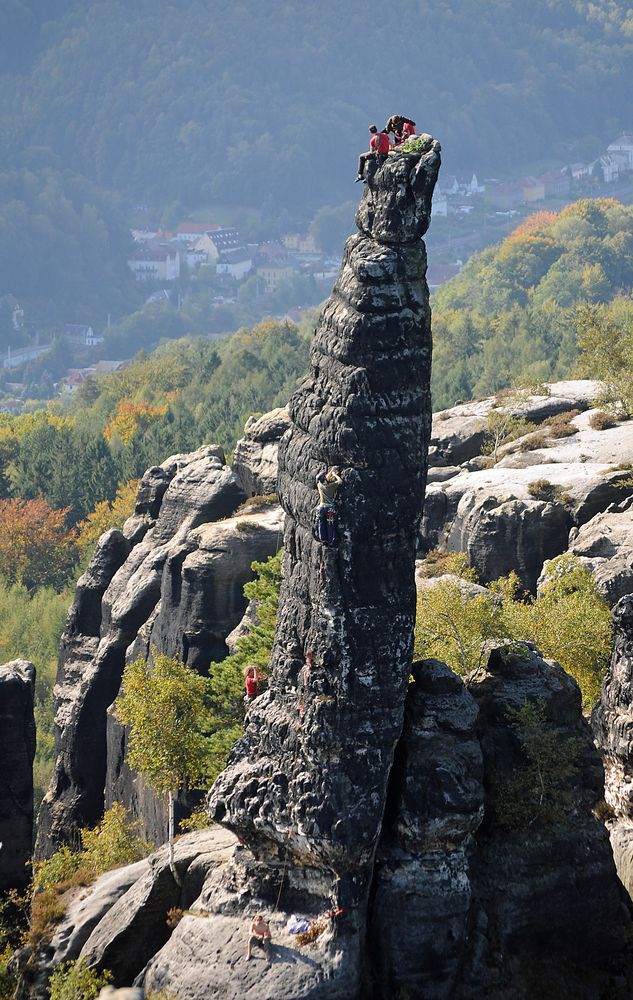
[245,665,258,700]
[356,125,391,182]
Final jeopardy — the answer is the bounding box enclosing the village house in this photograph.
[568,162,590,181]
[607,134,633,170]
[486,181,524,210]
[520,177,545,204]
[175,222,220,242]
[127,243,180,281]
[216,247,253,280]
[539,170,571,199]
[282,233,318,253]
[256,263,295,293]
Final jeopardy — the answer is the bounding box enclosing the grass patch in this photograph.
[589,410,617,431]
[541,409,580,438]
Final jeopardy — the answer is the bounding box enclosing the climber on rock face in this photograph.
[314,467,343,546]
[356,125,391,182]
[385,114,416,145]
[246,912,272,963]
[244,665,259,700]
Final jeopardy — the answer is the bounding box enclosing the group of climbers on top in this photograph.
[356,114,417,182]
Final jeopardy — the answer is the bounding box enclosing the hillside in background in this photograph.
[1,0,633,214]
[431,198,633,409]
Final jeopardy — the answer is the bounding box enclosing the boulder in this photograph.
[592,597,633,896]
[422,461,633,590]
[232,407,291,497]
[462,641,631,998]
[0,660,36,892]
[567,494,633,605]
[430,380,603,468]
[368,660,484,1000]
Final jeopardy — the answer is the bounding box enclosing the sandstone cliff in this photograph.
[36,447,283,855]
[0,659,35,892]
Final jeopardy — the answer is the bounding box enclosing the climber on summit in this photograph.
[385,114,416,145]
[356,125,391,181]
[314,466,343,546]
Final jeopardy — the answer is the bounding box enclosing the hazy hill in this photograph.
[2,0,633,213]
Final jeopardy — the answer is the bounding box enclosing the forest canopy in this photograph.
[431,199,633,409]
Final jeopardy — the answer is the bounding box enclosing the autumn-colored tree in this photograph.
[0,497,78,590]
[104,401,168,445]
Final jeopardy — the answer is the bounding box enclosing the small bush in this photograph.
[80,801,152,877]
[494,700,582,830]
[589,410,617,431]
[527,478,555,500]
[178,807,210,833]
[32,846,82,892]
[48,959,112,1000]
[0,943,17,1000]
[517,430,548,452]
[541,409,580,438]
[236,493,278,512]
[418,549,478,581]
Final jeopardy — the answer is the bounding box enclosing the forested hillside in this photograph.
[431,198,633,408]
[2,0,632,213]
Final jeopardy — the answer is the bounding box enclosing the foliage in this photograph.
[0,497,77,589]
[76,479,139,559]
[32,802,152,892]
[480,406,536,461]
[494,699,582,830]
[432,200,633,409]
[0,578,71,802]
[577,297,633,414]
[205,551,282,781]
[79,801,152,877]
[589,409,617,430]
[104,401,169,445]
[0,943,16,1000]
[116,653,213,797]
[414,552,612,705]
[48,960,112,1000]
[2,1,632,217]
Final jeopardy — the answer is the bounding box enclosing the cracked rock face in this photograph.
[0,659,35,892]
[36,449,283,856]
[209,143,441,874]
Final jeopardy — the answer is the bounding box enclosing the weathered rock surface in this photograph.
[592,596,633,896]
[105,502,284,843]
[567,494,633,604]
[368,659,483,999]
[423,392,633,589]
[0,660,36,892]
[209,142,440,877]
[232,407,291,497]
[36,447,285,856]
[460,642,630,999]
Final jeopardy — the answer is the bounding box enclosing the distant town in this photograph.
[1,133,632,414]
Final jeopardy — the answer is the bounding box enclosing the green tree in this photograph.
[48,960,112,1000]
[115,653,213,881]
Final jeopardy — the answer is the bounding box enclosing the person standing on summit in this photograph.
[356,124,391,181]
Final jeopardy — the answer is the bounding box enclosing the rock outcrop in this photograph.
[232,407,291,497]
[423,386,633,590]
[36,449,283,856]
[568,494,633,604]
[0,660,36,892]
[592,596,633,896]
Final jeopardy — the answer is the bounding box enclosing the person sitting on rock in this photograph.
[244,665,259,700]
[246,912,272,962]
[385,114,416,145]
[315,467,343,546]
[356,125,391,182]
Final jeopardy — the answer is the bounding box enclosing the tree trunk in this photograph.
[168,789,181,886]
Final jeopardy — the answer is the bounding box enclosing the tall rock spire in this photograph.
[209,138,441,872]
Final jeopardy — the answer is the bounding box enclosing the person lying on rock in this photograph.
[385,114,416,145]
[355,125,390,182]
[246,912,272,962]
[315,466,343,546]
